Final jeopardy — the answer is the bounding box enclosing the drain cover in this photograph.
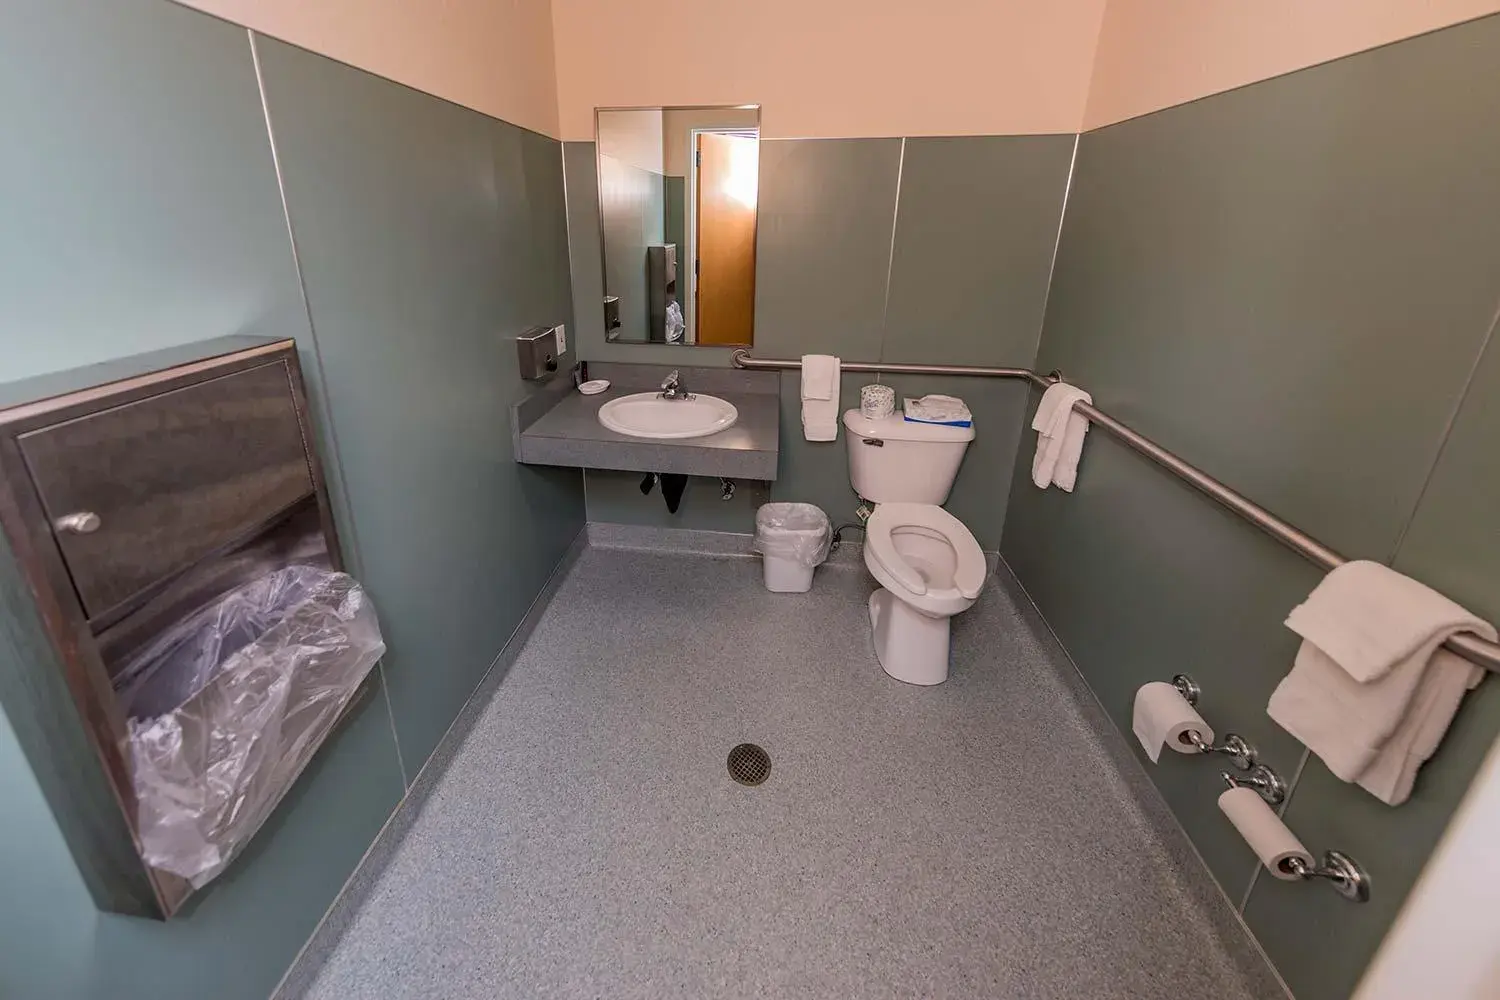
[727,743,771,786]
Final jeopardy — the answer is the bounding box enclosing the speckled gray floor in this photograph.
[302,546,1285,999]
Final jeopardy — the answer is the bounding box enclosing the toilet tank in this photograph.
[842,409,975,504]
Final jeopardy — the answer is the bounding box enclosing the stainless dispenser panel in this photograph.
[19,360,314,621]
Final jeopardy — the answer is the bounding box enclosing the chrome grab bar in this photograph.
[731,349,1500,673]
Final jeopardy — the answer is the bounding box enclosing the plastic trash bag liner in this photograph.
[752,502,832,568]
[665,300,685,343]
[117,565,385,887]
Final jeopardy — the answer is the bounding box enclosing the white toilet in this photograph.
[843,409,986,685]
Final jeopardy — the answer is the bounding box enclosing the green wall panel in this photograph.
[1004,417,1321,893]
[598,156,665,343]
[567,136,1073,372]
[1391,330,1500,624]
[1007,14,1500,1000]
[256,37,585,774]
[877,374,1029,551]
[1034,17,1500,562]
[520,130,578,350]
[750,138,902,361]
[664,174,687,288]
[567,137,1073,538]
[0,707,94,999]
[0,675,404,1000]
[881,135,1074,367]
[583,470,770,531]
[1244,315,1500,1000]
[0,4,407,998]
[1244,685,1500,1000]
[0,0,308,381]
[766,373,871,527]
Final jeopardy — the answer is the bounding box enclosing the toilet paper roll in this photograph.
[1131,681,1213,763]
[1218,786,1313,880]
[860,383,895,420]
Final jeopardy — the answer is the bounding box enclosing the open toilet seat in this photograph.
[864,502,985,618]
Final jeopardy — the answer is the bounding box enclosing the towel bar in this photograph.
[732,350,1500,673]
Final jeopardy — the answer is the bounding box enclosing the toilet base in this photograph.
[869,588,951,685]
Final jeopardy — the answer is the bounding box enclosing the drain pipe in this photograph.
[829,522,865,554]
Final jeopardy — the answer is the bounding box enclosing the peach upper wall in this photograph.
[176,0,562,137]
[1084,1,1500,130]
[550,0,1110,140]
[597,109,664,174]
[173,1,1500,144]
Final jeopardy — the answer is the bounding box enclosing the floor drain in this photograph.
[727,743,771,786]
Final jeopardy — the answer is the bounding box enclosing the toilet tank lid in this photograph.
[842,409,976,443]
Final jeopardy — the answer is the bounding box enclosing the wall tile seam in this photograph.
[875,137,906,364]
[1030,132,1082,369]
[1239,746,1311,914]
[1387,296,1500,566]
[1242,304,1500,920]
[1243,297,1500,939]
[248,28,409,787]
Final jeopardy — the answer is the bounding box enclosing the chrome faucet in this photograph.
[658,369,692,400]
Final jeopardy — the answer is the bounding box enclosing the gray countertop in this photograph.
[513,363,779,480]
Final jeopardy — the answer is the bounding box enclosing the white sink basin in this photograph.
[597,392,738,439]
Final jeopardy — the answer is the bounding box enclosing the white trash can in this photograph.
[752,503,831,593]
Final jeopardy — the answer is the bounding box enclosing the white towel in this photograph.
[1031,383,1092,491]
[800,355,839,442]
[1267,560,1494,805]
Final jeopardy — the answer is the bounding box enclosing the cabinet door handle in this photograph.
[54,512,101,535]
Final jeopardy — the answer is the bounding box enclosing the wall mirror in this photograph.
[594,105,760,347]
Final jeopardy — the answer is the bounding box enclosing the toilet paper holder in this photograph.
[1220,764,1288,804]
[1284,851,1371,902]
[1221,774,1370,901]
[1171,674,1258,770]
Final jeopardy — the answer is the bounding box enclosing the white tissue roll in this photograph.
[1218,787,1312,881]
[1131,681,1213,763]
[860,384,895,420]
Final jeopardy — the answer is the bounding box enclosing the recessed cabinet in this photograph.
[0,337,356,918]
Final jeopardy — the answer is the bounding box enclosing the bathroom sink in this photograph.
[597,392,738,439]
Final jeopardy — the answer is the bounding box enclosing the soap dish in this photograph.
[578,379,610,395]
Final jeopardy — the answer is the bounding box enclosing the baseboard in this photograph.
[585,521,759,558]
[585,520,1000,573]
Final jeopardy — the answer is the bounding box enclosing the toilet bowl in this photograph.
[863,502,986,685]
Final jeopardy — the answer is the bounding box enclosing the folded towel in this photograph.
[1285,561,1489,683]
[1357,649,1483,805]
[800,355,839,442]
[1267,560,1495,805]
[1031,383,1092,492]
